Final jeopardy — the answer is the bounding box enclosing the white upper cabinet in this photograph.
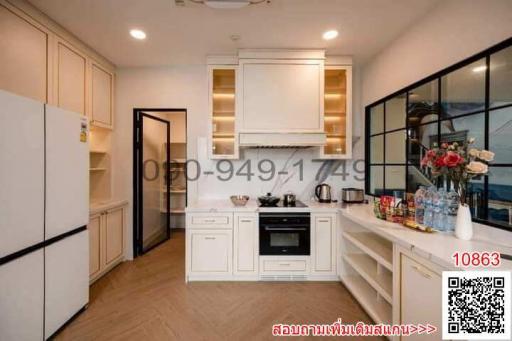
[238,50,324,133]
[0,4,49,103]
[206,51,354,155]
[90,61,114,129]
[54,40,87,116]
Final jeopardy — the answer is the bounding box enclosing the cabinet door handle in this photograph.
[318,219,330,223]
[204,219,216,223]
[279,263,291,266]
[204,237,216,240]
[411,265,432,279]
[240,219,252,223]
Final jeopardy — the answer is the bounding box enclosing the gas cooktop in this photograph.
[258,200,308,208]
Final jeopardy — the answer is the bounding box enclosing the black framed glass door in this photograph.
[134,111,171,255]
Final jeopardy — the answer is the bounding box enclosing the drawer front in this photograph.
[262,259,307,272]
[188,213,232,229]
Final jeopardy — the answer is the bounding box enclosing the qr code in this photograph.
[443,271,511,340]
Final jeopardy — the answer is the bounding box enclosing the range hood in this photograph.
[239,132,326,148]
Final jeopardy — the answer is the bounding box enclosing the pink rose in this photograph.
[444,151,463,168]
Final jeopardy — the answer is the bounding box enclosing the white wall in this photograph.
[362,0,512,106]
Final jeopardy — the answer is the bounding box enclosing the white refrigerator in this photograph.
[0,90,89,340]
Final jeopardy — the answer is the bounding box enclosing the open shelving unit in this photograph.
[340,224,393,331]
[89,128,112,204]
[160,142,187,228]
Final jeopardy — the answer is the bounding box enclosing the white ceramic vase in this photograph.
[455,204,473,240]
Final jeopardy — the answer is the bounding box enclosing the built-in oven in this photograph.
[259,213,310,255]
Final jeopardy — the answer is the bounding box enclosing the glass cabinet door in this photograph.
[210,66,238,159]
[322,66,352,158]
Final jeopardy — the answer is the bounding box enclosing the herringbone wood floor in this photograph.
[56,230,383,340]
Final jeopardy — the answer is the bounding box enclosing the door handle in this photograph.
[411,265,432,279]
[240,219,252,223]
[279,263,291,266]
[203,219,216,223]
[204,236,216,240]
[318,219,330,223]
[264,227,307,231]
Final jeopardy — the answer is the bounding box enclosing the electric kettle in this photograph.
[315,183,332,203]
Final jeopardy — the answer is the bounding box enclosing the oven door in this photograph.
[259,214,310,256]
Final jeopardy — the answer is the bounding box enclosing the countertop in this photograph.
[185,199,340,213]
[340,204,512,271]
[186,199,512,271]
[90,199,129,215]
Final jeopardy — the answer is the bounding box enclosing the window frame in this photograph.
[365,37,512,232]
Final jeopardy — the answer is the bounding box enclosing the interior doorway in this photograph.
[133,108,187,257]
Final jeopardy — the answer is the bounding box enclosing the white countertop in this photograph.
[340,204,512,271]
[90,199,129,215]
[186,199,512,271]
[185,199,340,213]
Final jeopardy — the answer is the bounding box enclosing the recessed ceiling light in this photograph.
[130,29,146,40]
[323,30,338,40]
[472,65,486,73]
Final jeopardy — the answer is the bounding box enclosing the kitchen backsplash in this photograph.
[194,137,364,201]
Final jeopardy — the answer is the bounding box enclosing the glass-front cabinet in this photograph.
[321,65,352,159]
[209,65,238,159]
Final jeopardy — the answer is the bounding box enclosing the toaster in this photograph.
[341,188,365,203]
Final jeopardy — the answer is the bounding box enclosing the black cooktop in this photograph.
[258,200,308,208]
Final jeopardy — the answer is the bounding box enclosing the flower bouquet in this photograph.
[420,138,494,240]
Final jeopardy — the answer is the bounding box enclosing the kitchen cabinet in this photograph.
[189,230,232,273]
[320,64,353,159]
[233,213,258,278]
[54,39,87,115]
[105,206,124,264]
[396,247,443,341]
[90,61,114,129]
[186,212,234,280]
[208,64,238,159]
[88,213,101,278]
[238,54,324,133]
[0,1,116,129]
[311,213,337,278]
[88,205,125,283]
[0,4,49,103]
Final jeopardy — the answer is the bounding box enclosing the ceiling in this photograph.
[28,0,442,67]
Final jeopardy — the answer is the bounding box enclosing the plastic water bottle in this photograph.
[433,189,446,231]
[423,186,436,228]
[414,186,426,225]
[445,190,459,232]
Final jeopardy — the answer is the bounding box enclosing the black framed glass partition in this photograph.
[365,37,512,232]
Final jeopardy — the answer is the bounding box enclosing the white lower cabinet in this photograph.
[396,247,443,341]
[186,211,339,282]
[88,205,125,283]
[233,213,258,278]
[190,230,232,273]
[186,213,233,281]
[311,213,337,279]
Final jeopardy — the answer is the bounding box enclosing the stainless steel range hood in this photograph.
[239,132,326,148]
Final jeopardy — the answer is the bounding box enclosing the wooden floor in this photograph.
[56,230,383,340]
